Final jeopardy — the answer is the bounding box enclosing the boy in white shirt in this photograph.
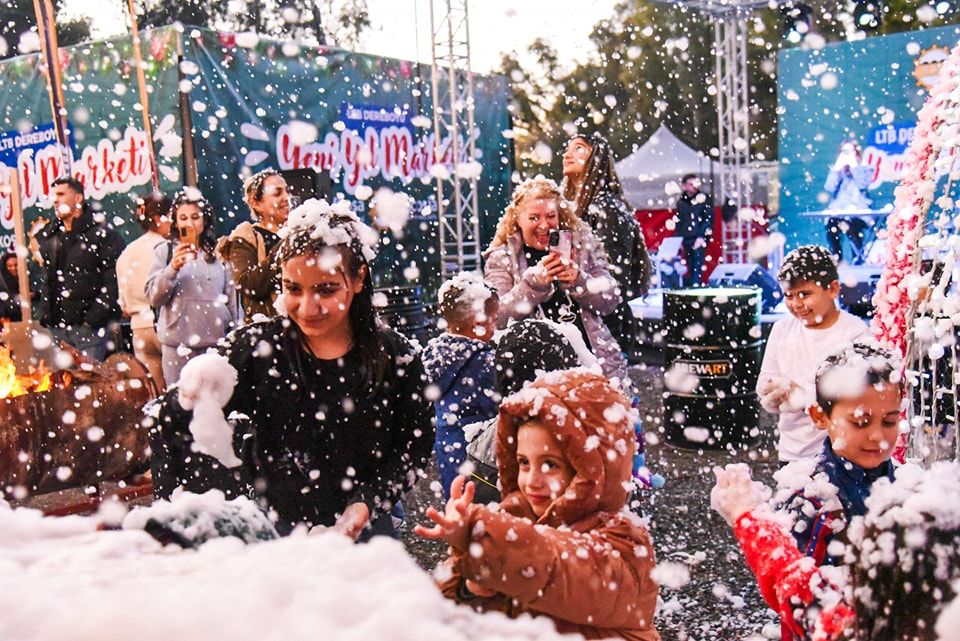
[758,245,869,463]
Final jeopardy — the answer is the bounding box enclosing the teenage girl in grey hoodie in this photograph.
[146,190,239,385]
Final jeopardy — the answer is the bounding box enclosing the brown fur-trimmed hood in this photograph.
[496,368,636,526]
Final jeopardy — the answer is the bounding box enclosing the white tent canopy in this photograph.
[615,124,718,209]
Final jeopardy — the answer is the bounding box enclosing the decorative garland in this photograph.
[872,43,960,354]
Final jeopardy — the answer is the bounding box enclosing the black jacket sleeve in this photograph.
[84,227,126,329]
[149,326,263,500]
[347,333,435,514]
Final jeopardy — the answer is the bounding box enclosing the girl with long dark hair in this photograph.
[146,189,239,384]
[149,200,434,540]
[561,131,651,347]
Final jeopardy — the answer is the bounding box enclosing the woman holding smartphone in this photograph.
[483,175,626,380]
[146,189,239,384]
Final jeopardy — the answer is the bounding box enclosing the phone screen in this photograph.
[549,229,560,247]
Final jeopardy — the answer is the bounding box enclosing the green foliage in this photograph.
[0,0,91,59]
[503,0,960,176]
[135,0,370,50]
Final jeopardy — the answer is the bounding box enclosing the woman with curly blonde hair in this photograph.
[489,177,586,248]
[483,175,626,381]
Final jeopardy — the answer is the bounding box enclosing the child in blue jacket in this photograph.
[422,272,499,498]
[774,342,901,569]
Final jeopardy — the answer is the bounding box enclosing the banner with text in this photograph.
[184,28,513,293]
[777,25,960,249]
[0,26,182,248]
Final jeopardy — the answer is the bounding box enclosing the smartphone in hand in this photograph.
[548,229,572,260]
[178,225,199,248]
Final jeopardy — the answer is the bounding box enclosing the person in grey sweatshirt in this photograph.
[146,190,239,385]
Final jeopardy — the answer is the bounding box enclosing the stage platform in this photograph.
[628,289,787,323]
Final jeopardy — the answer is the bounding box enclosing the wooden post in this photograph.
[126,0,160,191]
[176,28,198,187]
[32,0,72,174]
[8,169,31,322]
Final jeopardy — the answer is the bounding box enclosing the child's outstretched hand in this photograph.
[333,502,370,541]
[758,376,792,413]
[710,464,772,527]
[415,475,475,551]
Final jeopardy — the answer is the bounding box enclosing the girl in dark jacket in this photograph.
[561,132,651,348]
[148,200,435,540]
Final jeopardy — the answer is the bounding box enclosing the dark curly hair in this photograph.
[779,245,838,288]
[169,189,218,263]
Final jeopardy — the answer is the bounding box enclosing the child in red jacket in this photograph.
[712,461,960,641]
[717,341,903,639]
[774,342,901,571]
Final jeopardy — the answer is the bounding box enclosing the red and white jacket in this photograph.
[733,511,856,641]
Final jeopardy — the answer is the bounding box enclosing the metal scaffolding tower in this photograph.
[713,9,754,263]
[659,0,770,263]
[429,0,482,278]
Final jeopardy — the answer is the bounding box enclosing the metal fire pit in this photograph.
[0,353,158,499]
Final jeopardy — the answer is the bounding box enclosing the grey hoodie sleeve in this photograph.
[561,231,619,316]
[145,242,178,309]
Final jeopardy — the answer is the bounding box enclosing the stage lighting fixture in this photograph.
[780,2,813,43]
[853,0,883,30]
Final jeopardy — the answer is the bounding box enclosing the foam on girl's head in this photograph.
[814,341,903,413]
[277,198,380,263]
[437,272,496,323]
[778,245,838,288]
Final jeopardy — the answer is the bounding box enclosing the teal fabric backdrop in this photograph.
[0,27,514,298]
[777,24,960,250]
[0,26,182,246]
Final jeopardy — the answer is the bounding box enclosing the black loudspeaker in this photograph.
[838,265,881,318]
[708,263,783,312]
[280,168,332,204]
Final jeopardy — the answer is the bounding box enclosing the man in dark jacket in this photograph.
[675,174,714,286]
[35,176,125,360]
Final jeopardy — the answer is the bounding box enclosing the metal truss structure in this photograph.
[659,0,777,263]
[713,10,754,263]
[429,0,482,278]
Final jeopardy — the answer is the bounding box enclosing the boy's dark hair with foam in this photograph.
[494,320,581,398]
[778,245,839,289]
[436,273,499,327]
[814,341,902,415]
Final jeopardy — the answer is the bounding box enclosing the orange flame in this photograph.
[0,346,53,399]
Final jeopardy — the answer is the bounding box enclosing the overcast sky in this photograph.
[62,0,618,73]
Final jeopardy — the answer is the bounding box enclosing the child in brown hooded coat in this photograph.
[416,369,660,641]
